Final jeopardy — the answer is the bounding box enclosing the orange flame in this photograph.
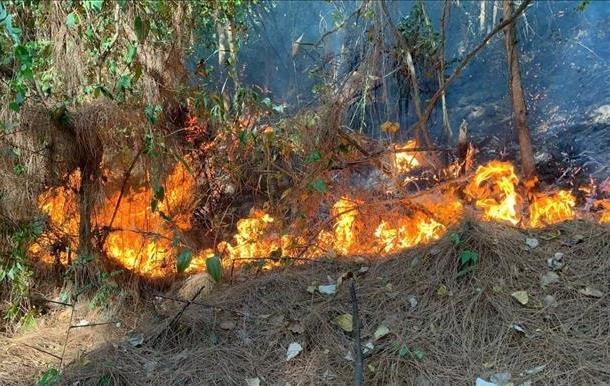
[528,190,576,228]
[393,140,420,173]
[464,161,521,225]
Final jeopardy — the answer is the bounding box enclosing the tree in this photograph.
[503,0,536,178]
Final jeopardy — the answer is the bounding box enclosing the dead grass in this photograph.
[3,219,610,385]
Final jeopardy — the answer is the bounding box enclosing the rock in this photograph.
[174,272,215,301]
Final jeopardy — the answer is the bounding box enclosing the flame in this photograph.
[31,151,601,279]
[528,190,576,228]
[393,140,420,173]
[32,163,197,277]
[332,197,361,255]
[464,161,521,225]
[374,213,445,254]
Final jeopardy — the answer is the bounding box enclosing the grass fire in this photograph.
[1,1,610,385]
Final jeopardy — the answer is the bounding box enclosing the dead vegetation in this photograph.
[2,219,605,385]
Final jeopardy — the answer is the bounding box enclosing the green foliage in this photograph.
[310,178,328,193]
[37,368,61,386]
[1,220,43,324]
[397,2,439,69]
[451,231,479,278]
[144,104,162,124]
[176,249,193,273]
[205,255,222,282]
[89,271,121,310]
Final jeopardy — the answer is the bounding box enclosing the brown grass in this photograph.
[2,219,610,385]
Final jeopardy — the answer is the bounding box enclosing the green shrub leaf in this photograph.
[206,255,222,282]
[176,249,193,273]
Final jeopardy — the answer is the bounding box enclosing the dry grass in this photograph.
[12,219,599,386]
[1,219,609,385]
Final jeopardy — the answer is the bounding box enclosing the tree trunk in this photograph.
[503,0,536,178]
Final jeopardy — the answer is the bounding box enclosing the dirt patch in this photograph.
[4,220,610,385]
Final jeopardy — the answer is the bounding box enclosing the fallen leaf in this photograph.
[482,361,495,369]
[511,291,529,305]
[436,284,449,297]
[286,342,303,361]
[407,294,418,310]
[367,364,376,372]
[363,341,374,355]
[306,285,316,294]
[246,378,261,386]
[579,287,604,298]
[127,333,144,347]
[287,320,305,334]
[547,252,565,271]
[220,320,236,330]
[511,323,526,334]
[540,271,560,287]
[524,364,546,375]
[358,266,369,274]
[380,121,400,134]
[318,284,337,295]
[335,314,353,332]
[525,238,539,249]
[373,325,390,341]
[490,372,511,385]
[543,295,558,308]
[475,378,498,386]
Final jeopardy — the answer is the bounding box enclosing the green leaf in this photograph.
[206,255,223,282]
[124,44,137,65]
[117,74,132,90]
[38,368,61,386]
[413,349,425,360]
[306,150,322,163]
[449,232,461,246]
[65,12,78,29]
[134,16,150,42]
[144,104,162,124]
[398,346,411,358]
[176,249,193,273]
[84,0,104,12]
[459,250,479,265]
[153,185,165,201]
[310,178,327,193]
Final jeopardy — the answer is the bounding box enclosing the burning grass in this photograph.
[28,154,610,280]
[47,219,610,385]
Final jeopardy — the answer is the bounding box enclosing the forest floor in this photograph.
[2,219,610,385]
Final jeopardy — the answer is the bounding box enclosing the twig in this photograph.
[350,279,364,386]
[152,292,247,316]
[22,344,63,361]
[99,145,144,247]
[59,302,75,370]
[166,285,207,331]
[69,321,119,329]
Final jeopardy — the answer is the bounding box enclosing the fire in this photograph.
[374,213,445,253]
[218,209,280,260]
[464,161,521,225]
[393,140,420,173]
[32,163,197,277]
[528,190,576,228]
[30,148,602,279]
[332,197,361,255]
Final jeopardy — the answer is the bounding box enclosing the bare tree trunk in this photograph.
[503,0,536,178]
[439,0,452,146]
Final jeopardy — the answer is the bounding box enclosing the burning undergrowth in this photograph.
[27,130,610,280]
